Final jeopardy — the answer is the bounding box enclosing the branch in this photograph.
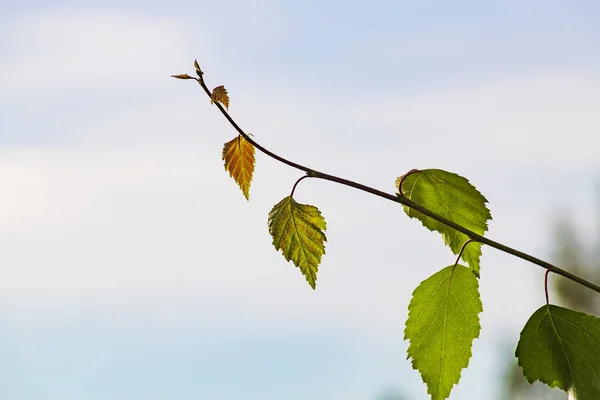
[179,64,600,295]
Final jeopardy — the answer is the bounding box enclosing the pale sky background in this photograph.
[1,1,600,399]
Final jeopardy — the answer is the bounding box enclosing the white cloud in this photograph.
[0,9,596,344]
[347,71,600,167]
[0,141,552,342]
[164,69,600,175]
[0,11,197,96]
[3,10,599,168]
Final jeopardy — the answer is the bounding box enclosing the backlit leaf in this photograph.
[405,265,482,400]
[516,305,600,400]
[268,196,327,289]
[211,85,229,110]
[222,135,255,200]
[396,169,491,275]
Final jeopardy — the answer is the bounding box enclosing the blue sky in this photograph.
[1,1,599,399]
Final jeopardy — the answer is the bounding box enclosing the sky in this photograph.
[1,1,599,399]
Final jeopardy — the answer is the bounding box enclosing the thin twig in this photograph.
[545,270,551,305]
[183,64,600,295]
[291,175,312,198]
[455,239,474,268]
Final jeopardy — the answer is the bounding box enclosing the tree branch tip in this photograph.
[183,61,600,297]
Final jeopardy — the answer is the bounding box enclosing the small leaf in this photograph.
[516,305,600,400]
[268,196,327,289]
[194,59,203,78]
[211,85,229,110]
[171,73,195,80]
[405,265,483,400]
[396,169,491,275]
[222,135,255,200]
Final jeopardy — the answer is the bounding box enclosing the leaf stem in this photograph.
[184,64,600,296]
[398,169,421,196]
[545,270,551,305]
[455,239,474,268]
[291,175,312,198]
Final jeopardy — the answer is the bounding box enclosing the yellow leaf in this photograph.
[222,135,255,200]
[211,85,229,110]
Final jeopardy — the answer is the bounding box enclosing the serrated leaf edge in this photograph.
[267,197,327,289]
[405,265,482,400]
[222,135,255,200]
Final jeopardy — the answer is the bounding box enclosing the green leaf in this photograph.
[396,169,491,275]
[267,196,327,289]
[405,265,482,400]
[516,305,600,400]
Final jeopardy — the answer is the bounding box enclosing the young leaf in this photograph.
[171,73,195,80]
[222,135,255,200]
[267,196,327,289]
[516,305,600,400]
[396,169,491,275]
[194,59,203,78]
[211,85,229,110]
[405,265,483,400]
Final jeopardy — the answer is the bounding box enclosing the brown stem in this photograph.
[545,270,551,305]
[454,239,474,268]
[291,175,312,198]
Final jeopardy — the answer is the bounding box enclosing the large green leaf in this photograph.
[268,196,327,289]
[405,265,482,400]
[396,169,491,275]
[516,305,600,400]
